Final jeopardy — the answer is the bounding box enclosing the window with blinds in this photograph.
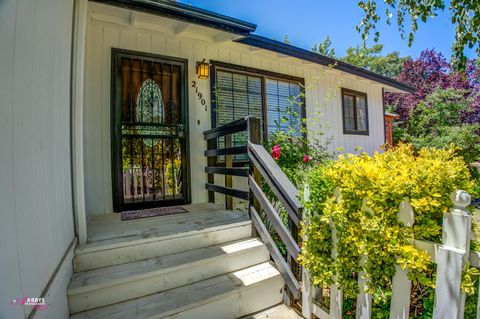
[215,70,303,137]
[341,88,369,135]
[215,71,262,160]
[213,67,304,160]
[215,71,263,130]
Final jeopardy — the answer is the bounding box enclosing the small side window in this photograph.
[341,88,369,135]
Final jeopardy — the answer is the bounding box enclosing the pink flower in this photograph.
[271,145,281,160]
[303,155,310,163]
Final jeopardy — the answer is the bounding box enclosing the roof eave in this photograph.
[92,0,257,35]
[236,35,415,94]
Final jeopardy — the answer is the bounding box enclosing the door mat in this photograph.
[121,206,188,221]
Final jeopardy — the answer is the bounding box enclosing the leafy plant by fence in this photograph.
[300,144,479,318]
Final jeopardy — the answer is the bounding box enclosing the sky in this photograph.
[179,0,476,60]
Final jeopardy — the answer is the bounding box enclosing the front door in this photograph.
[111,49,189,211]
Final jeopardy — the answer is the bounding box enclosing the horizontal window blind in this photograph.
[215,71,263,160]
[216,71,263,127]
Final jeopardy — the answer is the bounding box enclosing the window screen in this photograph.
[266,79,302,136]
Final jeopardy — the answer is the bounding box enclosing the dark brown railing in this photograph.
[203,116,303,305]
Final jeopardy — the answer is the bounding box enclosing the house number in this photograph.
[191,81,207,111]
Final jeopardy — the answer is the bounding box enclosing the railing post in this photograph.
[302,184,321,319]
[330,222,343,319]
[330,187,344,319]
[356,255,372,319]
[390,198,414,319]
[287,209,301,306]
[433,190,472,319]
[355,199,374,319]
[225,134,233,210]
[247,117,261,221]
[206,138,217,203]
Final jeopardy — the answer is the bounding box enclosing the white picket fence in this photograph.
[301,189,480,319]
[123,167,161,199]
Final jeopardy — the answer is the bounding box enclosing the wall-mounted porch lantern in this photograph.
[196,59,209,79]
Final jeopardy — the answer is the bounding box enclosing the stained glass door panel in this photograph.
[112,50,189,211]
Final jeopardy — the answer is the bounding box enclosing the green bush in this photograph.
[394,88,480,164]
[260,88,333,255]
[299,144,478,316]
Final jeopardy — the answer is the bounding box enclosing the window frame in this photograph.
[341,88,369,136]
[210,61,306,142]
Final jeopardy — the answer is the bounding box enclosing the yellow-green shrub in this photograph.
[299,144,477,301]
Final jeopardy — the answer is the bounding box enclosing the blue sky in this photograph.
[180,0,475,60]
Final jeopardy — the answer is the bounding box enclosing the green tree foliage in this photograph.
[311,36,336,57]
[356,0,480,70]
[342,44,410,78]
[394,88,480,163]
[309,36,409,78]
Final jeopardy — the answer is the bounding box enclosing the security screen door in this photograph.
[111,49,189,211]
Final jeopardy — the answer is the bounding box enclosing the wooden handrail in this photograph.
[248,142,303,225]
[205,183,249,200]
[204,145,247,157]
[204,167,249,177]
[250,205,301,299]
[203,116,303,304]
[249,177,301,259]
[203,117,249,141]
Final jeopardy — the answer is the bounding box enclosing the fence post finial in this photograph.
[451,190,471,209]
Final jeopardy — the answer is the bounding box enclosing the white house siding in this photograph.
[83,3,387,215]
[0,0,75,318]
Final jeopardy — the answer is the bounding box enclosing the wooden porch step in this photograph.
[68,238,269,313]
[74,209,251,272]
[239,304,304,319]
[70,262,283,319]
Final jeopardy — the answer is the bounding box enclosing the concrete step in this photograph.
[73,216,252,272]
[70,262,283,319]
[68,238,269,313]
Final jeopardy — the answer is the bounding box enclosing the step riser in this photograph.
[68,244,270,313]
[73,224,252,272]
[69,262,284,319]
[160,274,283,319]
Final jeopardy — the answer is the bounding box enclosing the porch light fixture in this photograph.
[196,59,209,79]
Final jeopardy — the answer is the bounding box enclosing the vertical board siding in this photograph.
[0,0,25,317]
[85,23,105,215]
[84,8,387,215]
[102,26,120,214]
[0,0,75,318]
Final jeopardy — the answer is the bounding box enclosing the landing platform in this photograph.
[85,203,249,245]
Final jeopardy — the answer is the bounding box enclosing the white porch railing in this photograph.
[301,189,478,319]
[124,167,150,199]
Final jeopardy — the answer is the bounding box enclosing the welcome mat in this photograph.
[121,206,188,221]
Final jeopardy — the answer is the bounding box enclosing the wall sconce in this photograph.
[196,59,209,79]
